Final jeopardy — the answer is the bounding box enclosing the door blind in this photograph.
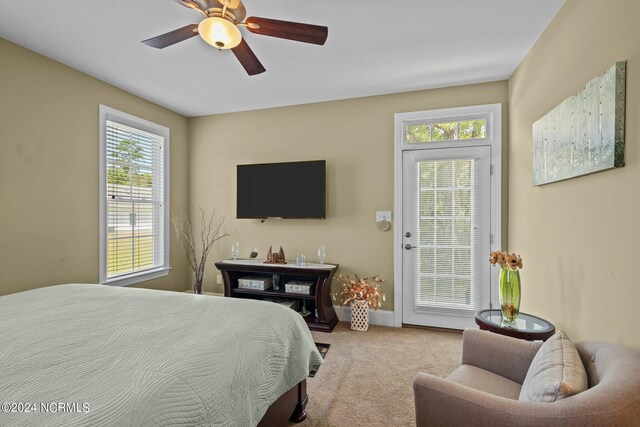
[414,158,480,313]
[105,120,164,278]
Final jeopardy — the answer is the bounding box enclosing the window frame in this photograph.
[99,105,170,287]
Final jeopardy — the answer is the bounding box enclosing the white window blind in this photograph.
[415,158,480,313]
[105,120,165,279]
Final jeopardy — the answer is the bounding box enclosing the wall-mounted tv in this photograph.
[237,160,326,219]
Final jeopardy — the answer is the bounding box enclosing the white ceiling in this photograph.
[0,0,564,117]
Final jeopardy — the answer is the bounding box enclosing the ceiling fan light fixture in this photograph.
[198,17,242,49]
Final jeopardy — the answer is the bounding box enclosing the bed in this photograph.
[0,284,323,426]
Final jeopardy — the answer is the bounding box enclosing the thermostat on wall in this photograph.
[376,211,392,222]
[376,211,392,232]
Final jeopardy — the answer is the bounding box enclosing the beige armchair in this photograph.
[413,329,640,426]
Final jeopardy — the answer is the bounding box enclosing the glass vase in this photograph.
[193,275,204,294]
[499,268,521,323]
[317,245,326,265]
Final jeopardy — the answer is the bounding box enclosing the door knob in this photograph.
[404,244,417,250]
[405,232,411,238]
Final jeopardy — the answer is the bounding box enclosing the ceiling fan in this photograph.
[142,0,328,75]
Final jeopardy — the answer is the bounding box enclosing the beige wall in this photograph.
[189,81,509,310]
[0,38,190,295]
[509,0,640,347]
[7,0,637,344]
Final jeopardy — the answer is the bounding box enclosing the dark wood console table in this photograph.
[215,260,339,332]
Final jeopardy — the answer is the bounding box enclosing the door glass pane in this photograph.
[416,159,475,308]
[419,191,435,216]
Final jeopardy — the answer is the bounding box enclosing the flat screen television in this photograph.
[237,160,326,219]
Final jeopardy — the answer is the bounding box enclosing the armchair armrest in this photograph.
[413,371,635,427]
[461,329,542,384]
[413,373,559,427]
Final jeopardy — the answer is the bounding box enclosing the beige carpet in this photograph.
[295,322,463,427]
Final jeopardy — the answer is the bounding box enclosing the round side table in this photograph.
[474,309,555,341]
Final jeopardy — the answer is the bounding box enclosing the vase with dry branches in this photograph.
[172,209,230,294]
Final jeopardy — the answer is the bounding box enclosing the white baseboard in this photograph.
[333,305,397,327]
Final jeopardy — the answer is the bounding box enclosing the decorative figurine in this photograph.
[264,245,287,264]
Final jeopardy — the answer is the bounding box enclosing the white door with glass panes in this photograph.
[402,146,491,329]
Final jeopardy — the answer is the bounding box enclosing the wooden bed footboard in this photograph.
[258,379,308,426]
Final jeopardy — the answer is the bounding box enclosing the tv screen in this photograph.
[237,160,326,219]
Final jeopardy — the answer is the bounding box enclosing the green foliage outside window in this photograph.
[107,138,152,188]
[406,119,486,143]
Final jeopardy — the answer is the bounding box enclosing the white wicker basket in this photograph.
[350,299,369,331]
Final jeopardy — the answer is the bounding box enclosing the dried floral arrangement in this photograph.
[333,274,385,310]
[172,209,230,294]
[489,251,523,270]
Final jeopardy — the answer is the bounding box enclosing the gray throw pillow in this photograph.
[519,331,588,402]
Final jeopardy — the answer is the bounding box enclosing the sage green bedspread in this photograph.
[0,284,322,426]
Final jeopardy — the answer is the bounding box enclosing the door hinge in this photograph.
[490,233,494,244]
[490,164,494,175]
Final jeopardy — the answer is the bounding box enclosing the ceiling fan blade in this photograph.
[142,24,199,49]
[231,39,266,76]
[246,17,328,45]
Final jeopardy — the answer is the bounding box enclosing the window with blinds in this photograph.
[104,119,166,281]
[415,158,479,312]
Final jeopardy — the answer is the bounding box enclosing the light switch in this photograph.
[376,211,392,222]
